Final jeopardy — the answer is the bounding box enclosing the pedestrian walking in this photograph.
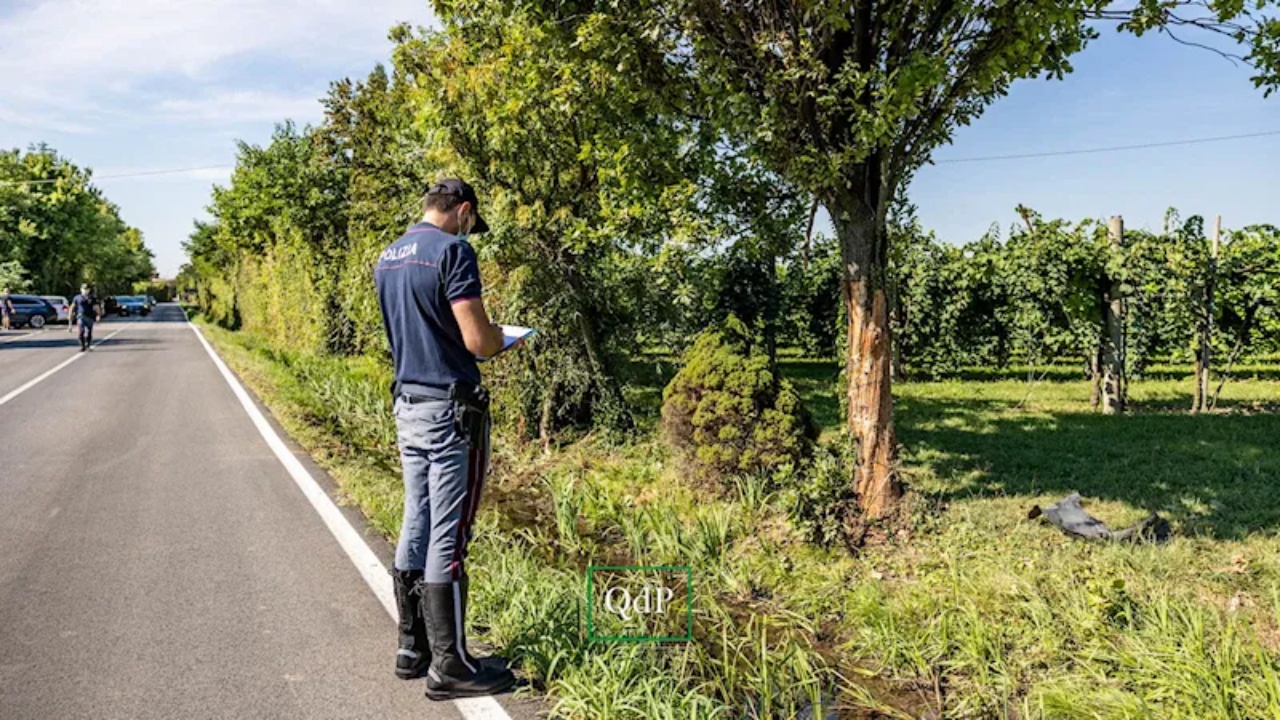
[69,284,101,351]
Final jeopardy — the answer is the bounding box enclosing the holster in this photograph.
[449,382,490,448]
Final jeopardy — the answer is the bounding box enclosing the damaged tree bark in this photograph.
[829,171,902,519]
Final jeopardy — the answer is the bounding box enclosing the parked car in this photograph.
[40,295,70,323]
[115,295,149,317]
[102,296,118,316]
[7,295,58,329]
[146,295,157,308]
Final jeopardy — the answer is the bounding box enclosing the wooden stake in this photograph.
[1101,216,1126,414]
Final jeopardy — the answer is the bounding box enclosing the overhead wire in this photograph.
[934,129,1280,164]
[0,165,232,186]
[0,129,1276,185]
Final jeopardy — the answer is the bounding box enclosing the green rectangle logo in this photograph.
[586,565,693,642]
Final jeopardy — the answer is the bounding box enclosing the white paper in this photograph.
[477,325,535,361]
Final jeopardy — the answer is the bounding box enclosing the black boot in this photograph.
[420,579,515,700]
[392,569,430,680]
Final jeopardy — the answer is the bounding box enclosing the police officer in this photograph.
[375,179,515,700]
[68,284,101,352]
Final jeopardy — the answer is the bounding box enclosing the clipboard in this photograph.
[476,325,535,362]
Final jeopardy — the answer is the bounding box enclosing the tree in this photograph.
[0,260,30,292]
[575,0,1280,517]
[700,156,812,363]
[0,145,154,295]
[195,122,352,354]
[395,3,706,437]
[318,63,436,357]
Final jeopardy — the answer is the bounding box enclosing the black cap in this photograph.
[425,178,489,234]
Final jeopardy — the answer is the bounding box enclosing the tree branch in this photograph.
[1164,26,1244,65]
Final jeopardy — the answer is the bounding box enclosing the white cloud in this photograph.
[0,0,433,278]
[0,0,431,129]
[155,90,324,124]
[0,106,96,135]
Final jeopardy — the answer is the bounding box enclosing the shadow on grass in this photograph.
[900,397,1280,539]
[622,356,846,430]
[778,359,842,433]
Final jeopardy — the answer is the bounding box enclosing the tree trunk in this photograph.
[564,264,632,429]
[891,330,904,382]
[763,253,779,366]
[1191,354,1205,413]
[828,183,902,519]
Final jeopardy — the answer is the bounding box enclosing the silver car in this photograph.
[41,296,69,323]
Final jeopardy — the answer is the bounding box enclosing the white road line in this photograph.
[185,315,515,720]
[187,323,398,616]
[0,325,128,408]
[455,697,517,718]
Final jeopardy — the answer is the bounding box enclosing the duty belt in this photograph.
[394,381,490,448]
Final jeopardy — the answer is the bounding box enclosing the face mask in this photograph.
[457,208,475,241]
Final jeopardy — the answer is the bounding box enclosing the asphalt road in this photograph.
[0,305,537,720]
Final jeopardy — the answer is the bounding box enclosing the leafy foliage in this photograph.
[883,208,1280,402]
[780,436,859,548]
[561,0,1280,514]
[184,63,434,357]
[178,0,1280,482]
[0,146,155,295]
[393,3,709,434]
[661,315,815,485]
[0,260,30,292]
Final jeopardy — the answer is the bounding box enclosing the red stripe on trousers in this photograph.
[449,416,489,581]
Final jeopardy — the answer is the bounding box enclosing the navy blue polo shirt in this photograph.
[71,294,97,322]
[375,222,482,390]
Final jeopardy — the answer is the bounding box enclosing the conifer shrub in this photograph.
[661,315,815,485]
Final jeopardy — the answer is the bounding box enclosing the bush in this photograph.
[661,315,815,485]
[780,436,859,547]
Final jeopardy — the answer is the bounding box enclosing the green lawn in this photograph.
[197,319,1280,719]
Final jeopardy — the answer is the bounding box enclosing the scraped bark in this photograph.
[830,181,902,519]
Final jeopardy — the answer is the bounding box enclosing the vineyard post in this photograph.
[1101,216,1127,414]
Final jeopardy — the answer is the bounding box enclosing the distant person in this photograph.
[68,284,101,352]
[1,288,11,332]
[374,179,514,700]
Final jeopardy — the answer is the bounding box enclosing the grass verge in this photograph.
[197,317,1280,719]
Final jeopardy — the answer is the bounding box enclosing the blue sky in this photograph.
[1,1,1276,278]
[913,25,1280,242]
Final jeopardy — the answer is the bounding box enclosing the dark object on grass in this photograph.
[1028,493,1171,543]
